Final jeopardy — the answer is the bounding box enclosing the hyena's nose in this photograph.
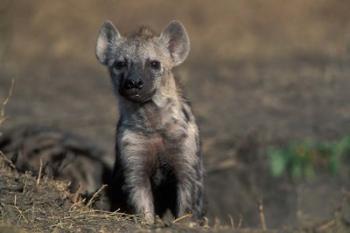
[124,79,144,90]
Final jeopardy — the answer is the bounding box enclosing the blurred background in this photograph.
[1,0,350,228]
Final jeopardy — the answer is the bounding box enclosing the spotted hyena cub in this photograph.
[96,20,204,223]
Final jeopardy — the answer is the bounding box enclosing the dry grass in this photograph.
[1,156,349,233]
[0,159,138,233]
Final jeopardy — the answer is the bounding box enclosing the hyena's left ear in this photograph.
[159,20,190,66]
[96,21,122,65]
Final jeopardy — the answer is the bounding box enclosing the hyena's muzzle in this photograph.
[117,63,157,103]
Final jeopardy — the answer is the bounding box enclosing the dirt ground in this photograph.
[1,0,350,232]
[0,156,349,233]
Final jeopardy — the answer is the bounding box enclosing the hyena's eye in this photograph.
[114,60,128,70]
[150,60,161,70]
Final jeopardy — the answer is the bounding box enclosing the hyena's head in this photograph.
[96,20,190,103]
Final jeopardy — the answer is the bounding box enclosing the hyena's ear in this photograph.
[96,21,122,65]
[159,20,190,66]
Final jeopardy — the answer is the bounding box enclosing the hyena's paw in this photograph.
[142,211,155,224]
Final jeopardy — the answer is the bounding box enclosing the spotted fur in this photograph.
[96,20,204,223]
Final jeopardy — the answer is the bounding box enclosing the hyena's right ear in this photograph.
[96,21,122,65]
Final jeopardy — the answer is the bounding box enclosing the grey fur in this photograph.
[0,125,112,204]
[96,20,204,223]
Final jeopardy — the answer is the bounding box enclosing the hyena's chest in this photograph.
[118,101,199,184]
[119,118,188,162]
[120,121,187,186]
[120,101,190,159]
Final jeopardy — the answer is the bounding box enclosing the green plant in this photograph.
[268,136,350,180]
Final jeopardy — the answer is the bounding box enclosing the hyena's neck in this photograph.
[153,71,181,107]
[118,72,183,131]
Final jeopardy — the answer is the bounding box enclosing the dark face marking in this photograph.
[105,31,166,104]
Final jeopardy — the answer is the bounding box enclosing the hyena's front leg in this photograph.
[176,160,204,221]
[120,130,155,223]
[176,167,197,218]
[125,167,154,223]
[191,162,204,220]
[176,128,204,221]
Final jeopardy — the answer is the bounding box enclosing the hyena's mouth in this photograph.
[119,89,156,103]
